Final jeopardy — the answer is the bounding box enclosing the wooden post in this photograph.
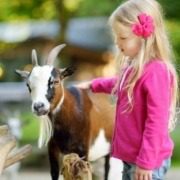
[0,125,9,136]
[0,125,32,175]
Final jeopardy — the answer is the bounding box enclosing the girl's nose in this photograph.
[116,44,123,51]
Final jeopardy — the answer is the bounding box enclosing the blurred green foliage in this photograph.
[0,0,179,21]
[20,111,39,144]
[77,0,120,17]
[167,21,180,72]
[0,0,56,21]
[0,0,117,21]
[171,125,180,166]
[158,0,180,19]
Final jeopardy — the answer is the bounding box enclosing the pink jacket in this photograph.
[91,59,174,170]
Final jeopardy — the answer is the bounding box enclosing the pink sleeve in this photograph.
[91,77,117,94]
[136,63,172,169]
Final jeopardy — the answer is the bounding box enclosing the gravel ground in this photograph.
[1,168,180,180]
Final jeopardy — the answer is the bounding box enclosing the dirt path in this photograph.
[1,168,180,180]
[166,168,180,179]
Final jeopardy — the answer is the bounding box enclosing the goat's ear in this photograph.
[60,66,76,79]
[15,69,30,79]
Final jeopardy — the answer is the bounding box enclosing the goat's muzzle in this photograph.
[33,102,49,116]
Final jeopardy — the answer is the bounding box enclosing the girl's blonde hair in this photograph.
[109,0,179,131]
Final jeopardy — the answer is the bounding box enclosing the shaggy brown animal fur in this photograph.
[62,153,92,180]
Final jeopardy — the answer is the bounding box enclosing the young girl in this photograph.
[77,0,178,179]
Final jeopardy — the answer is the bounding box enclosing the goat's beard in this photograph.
[38,115,53,148]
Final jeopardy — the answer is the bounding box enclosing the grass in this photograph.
[171,123,180,167]
[20,111,39,145]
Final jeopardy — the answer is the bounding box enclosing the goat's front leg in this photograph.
[48,139,60,180]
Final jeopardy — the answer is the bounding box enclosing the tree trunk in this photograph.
[54,0,69,43]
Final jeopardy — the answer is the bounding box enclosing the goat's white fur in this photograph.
[38,81,65,148]
[30,66,52,113]
[38,115,53,148]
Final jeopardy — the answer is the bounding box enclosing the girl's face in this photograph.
[113,22,142,58]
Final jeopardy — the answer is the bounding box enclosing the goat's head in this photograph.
[16,44,75,116]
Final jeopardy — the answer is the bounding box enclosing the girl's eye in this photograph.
[120,37,127,40]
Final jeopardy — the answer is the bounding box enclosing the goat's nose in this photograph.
[33,102,45,111]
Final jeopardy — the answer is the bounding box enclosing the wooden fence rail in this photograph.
[0,125,32,175]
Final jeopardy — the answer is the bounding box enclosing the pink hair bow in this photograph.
[132,13,154,38]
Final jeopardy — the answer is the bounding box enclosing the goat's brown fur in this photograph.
[47,85,115,180]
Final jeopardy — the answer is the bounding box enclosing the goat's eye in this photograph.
[49,81,53,85]
[54,80,59,84]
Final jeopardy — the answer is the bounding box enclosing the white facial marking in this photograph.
[28,65,53,113]
[88,129,110,161]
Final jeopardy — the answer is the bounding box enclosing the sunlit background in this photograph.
[0,0,179,179]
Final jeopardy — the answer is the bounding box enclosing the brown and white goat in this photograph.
[16,44,117,180]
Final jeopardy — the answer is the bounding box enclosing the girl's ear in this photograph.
[60,66,76,79]
[15,69,30,79]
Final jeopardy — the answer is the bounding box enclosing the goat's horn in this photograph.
[46,44,66,65]
[32,49,38,66]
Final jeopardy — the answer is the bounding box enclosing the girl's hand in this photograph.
[75,81,92,89]
[134,166,152,180]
